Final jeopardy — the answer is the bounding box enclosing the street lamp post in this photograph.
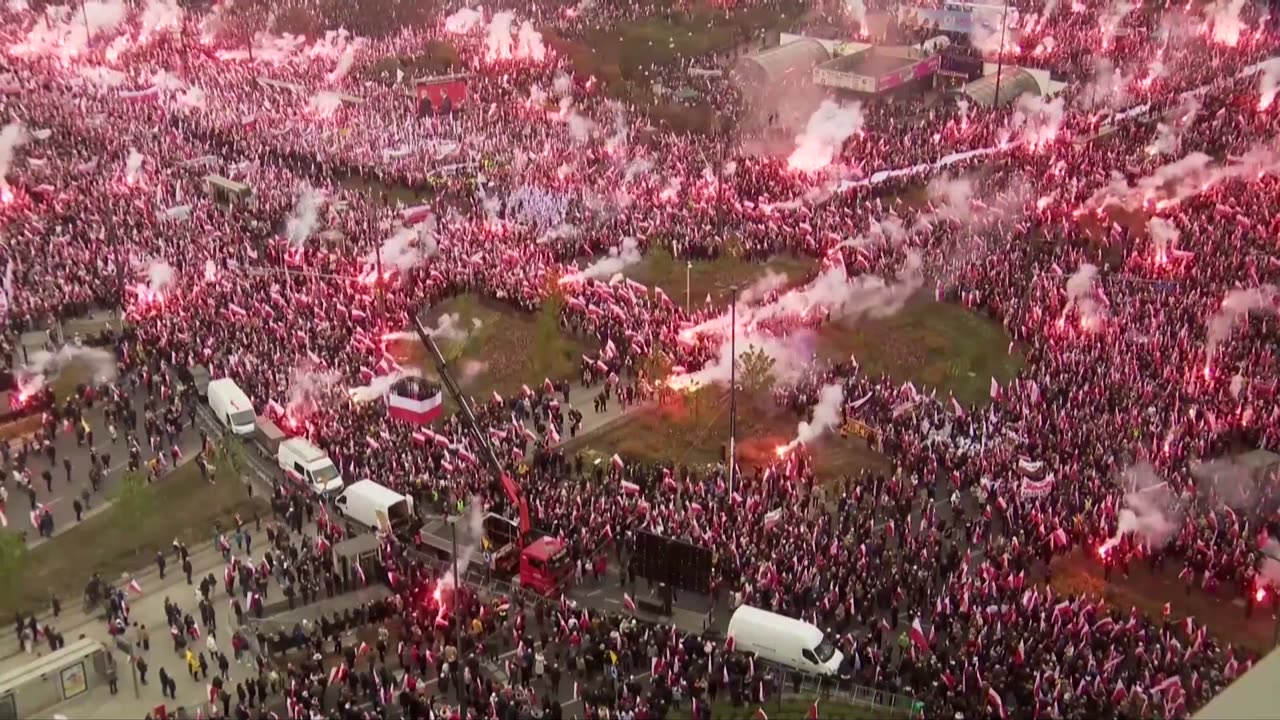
[993,1,1011,107]
[685,261,692,313]
[448,515,466,717]
[727,285,738,498]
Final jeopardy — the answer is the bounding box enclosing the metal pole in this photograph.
[449,517,466,717]
[685,262,692,313]
[728,285,738,498]
[375,244,386,327]
[80,0,90,42]
[993,2,1009,106]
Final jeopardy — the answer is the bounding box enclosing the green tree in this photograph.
[737,345,776,398]
[112,470,158,528]
[216,436,248,482]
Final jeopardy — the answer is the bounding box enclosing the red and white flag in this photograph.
[623,594,636,613]
[128,579,143,595]
[987,688,1006,719]
[909,617,929,652]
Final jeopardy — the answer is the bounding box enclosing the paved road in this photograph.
[3,376,207,543]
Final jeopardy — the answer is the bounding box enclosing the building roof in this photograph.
[960,68,1039,107]
[1194,648,1280,719]
[732,39,830,87]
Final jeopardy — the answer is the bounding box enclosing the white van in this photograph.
[726,605,843,676]
[335,480,414,533]
[277,438,345,495]
[207,378,257,436]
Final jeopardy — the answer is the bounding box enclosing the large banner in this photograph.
[416,77,469,111]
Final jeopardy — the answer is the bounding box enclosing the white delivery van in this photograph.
[726,605,843,676]
[335,480,414,533]
[277,438,345,495]
[207,378,257,436]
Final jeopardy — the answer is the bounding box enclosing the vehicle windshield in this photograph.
[312,465,340,483]
[547,548,570,575]
[230,410,255,426]
[813,638,836,664]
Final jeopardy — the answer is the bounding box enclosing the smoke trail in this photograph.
[349,368,423,403]
[1259,58,1280,109]
[445,7,484,33]
[367,222,439,272]
[284,185,325,248]
[485,12,515,60]
[788,100,864,172]
[739,269,790,304]
[845,0,867,27]
[427,313,482,342]
[1100,462,1182,553]
[970,5,1019,52]
[565,109,596,144]
[569,237,642,280]
[1063,263,1106,329]
[285,366,342,420]
[670,331,820,390]
[515,21,545,61]
[145,259,174,293]
[139,0,182,37]
[1206,285,1278,360]
[0,122,27,191]
[1009,94,1064,149]
[17,346,118,397]
[1097,0,1134,47]
[329,45,358,82]
[308,91,344,117]
[124,148,144,184]
[1147,217,1180,262]
[784,383,845,451]
[1192,455,1266,510]
[438,499,486,592]
[1206,0,1246,46]
[177,86,206,109]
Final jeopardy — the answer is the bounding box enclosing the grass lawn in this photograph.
[1049,551,1278,655]
[543,1,801,131]
[0,461,268,617]
[668,695,891,720]
[627,249,819,313]
[572,388,890,482]
[816,294,1022,407]
[397,294,594,402]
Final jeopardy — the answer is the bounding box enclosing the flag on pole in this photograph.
[909,617,929,652]
[128,579,143,595]
[623,594,636,613]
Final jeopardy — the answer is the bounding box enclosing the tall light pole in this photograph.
[727,285,739,497]
[992,1,1011,106]
[685,261,692,313]
[448,515,466,717]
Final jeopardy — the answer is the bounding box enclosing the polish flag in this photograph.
[808,699,819,719]
[610,454,624,470]
[909,618,929,652]
[387,380,444,424]
[623,594,636,613]
[128,579,143,595]
[987,688,1006,719]
[754,708,768,720]
[620,480,640,495]
[725,635,735,653]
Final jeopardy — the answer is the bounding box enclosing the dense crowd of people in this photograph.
[3,0,1280,717]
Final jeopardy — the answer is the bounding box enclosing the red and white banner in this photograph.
[388,389,443,424]
[1019,474,1055,499]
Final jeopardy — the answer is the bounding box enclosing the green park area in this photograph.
[628,249,818,312]
[0,440,268,617]
[403,294,594,401]
[543,1,803,132]
[573,292,1018,480]
[816,294,1023,408]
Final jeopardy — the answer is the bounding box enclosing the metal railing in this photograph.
[763,659,921,719]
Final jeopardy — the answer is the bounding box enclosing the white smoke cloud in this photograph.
[144,259,174,293]
[788,100,864,172]
[1259,58,1280,110]
[515,21,545,61]
[1206,0,1246,46]
[17,346,118,398]
[285,185,326,248]
[1101,462,1182,553]
[1147,217,1180,262]
[367,222,439,272]
[445,7,484,33]
[485,12,515,60]
[0,122,27,191]
[574,237,642,280]
[139,0,183,38]
[124,148,144,184]
[1063,263,1106,330]
[739,269,791,304]
[1009,94,1064,149]
[349,368,423,403]
[285,366,342,419]
[785,383,845,451]
[1206,285,1278,360]
[308,91,344,117]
